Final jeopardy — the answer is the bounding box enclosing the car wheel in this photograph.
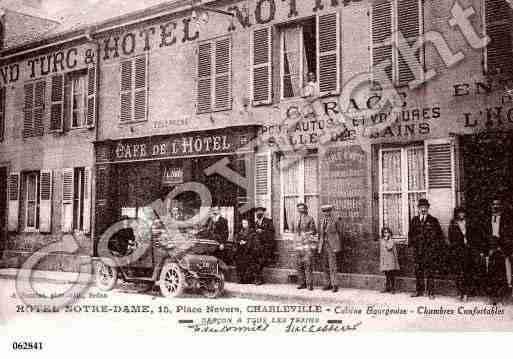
[159,262,185,298]
[95,261,118,291]
[203,272,225,299]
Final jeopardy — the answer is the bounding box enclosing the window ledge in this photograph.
[118,119,148,126]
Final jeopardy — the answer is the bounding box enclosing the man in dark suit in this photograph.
[483,197,513,302]
[408,198,444,299]
[205,207,229,262]
[253,206,275,285]
[318,204,342,292]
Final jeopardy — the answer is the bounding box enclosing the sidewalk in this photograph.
[0,268,501,307]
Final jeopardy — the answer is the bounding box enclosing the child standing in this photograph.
[380,227,400,293]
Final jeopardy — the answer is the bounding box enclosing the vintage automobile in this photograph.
[94,218,228,298]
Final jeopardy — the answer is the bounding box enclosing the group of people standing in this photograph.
[380,197,513,304]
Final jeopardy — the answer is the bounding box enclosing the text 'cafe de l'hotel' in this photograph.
[0,0,513,291]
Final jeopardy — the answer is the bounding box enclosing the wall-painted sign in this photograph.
[321,145,368,220]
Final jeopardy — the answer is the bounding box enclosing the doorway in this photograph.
[462,131,513,227]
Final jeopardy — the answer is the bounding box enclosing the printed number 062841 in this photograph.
[12,342,43,350]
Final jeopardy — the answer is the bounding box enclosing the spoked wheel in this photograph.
[202,272,225,299]
[159,262,185,298]
[95,261,118,291]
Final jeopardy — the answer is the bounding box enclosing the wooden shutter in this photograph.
[197,42,212,113]
[61,168,74,233]
[120,59,133,122]
[83,167,92,234]
[371,1,393,85]
[251,27,273,105]
[7,172,19,231]
[86,66,97,128]
[0,87,5,141]
[134,55,148,121]
[426,139,455,231]
[50,74,64,132]
[33,80,45,136]
[214,37,231,111]
[317,12,340,96]
[485,0,513,75]
[255,153,272,215]
[39,170,52,233]
[23,83,34,138]
[397,0,422,85]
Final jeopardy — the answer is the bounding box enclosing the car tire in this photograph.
[95,261,118,291]
[159,262,186,298]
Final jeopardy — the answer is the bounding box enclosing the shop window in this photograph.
[197,36,232,113]
[62,167,91,233]
[0,87,5,141]
[120,55,148,122]
[275,12,340,101]
[23,80,45,138]
[379,145,426,238]
[371,0,423,87]
[484,0,513,75]
[281,155,319,235]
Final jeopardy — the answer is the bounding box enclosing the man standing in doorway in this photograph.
[408,198,444,299]
[295,203,317,290]
[318,205,342,292]
[484,197,513,298]
[253,206,275,285]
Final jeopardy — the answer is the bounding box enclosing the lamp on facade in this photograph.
[190,5,249,26]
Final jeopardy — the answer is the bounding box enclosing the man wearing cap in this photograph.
[408,198,444,299]
[318,205,343,292]
[253,206,275,285]
[295,203,317,290]
[204,206,230,262]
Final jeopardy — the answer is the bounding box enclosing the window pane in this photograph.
[304,157,318,194]
[283,159,300,195]
[283,26,302,98]
[27,175,36,201]
[407,147,425,191]
[305,195,319,229]
[27,202,35,227]
[383,193,402,236]
[408,192,426,221]
[382,150,401,191]
[284,195,299,232]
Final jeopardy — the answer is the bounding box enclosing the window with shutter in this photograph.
[8,172,20,231]
[0,87,5,141]
[371,0,423,87]
[39,170,52,233]
[34,81,45,136]
[251,27,273,105]
[197,37,232,113]
[23,83,34,138]
[485,0,513,75]
[119,55,148,122]
[50,74,64,132]
[83,167,92,234]
[255,153,272,214]
[62,168,74,233]
[86,66,97,128]
[317,12,340,95]
[425,139,455,232]
[278,13,339,100]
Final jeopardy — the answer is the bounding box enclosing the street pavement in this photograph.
[0,269,512,333]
